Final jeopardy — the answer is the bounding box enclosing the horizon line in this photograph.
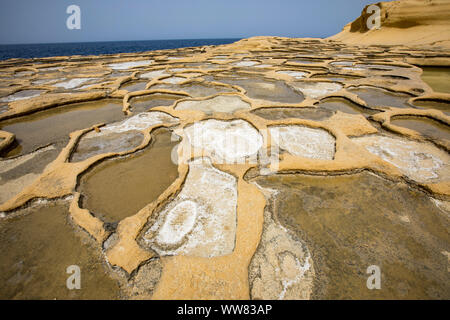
[0,37,245,46]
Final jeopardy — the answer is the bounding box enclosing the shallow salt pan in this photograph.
[175,95,251,114]
[143,157,237,257]
[32,79,57,85]
[330,61,355,67]
[140,70,168,79]
[291,82,342,99]
[161,76,185,84]
[169,68,186,72]
[183,119,263,163]
[341,66,365,72]
[156,200,198,245]
[270,125,335,160]
[95,111,178,135]
[352,135,450,183]
[108,60,153,70]
[249,187,313,300]
[253,64,273,68]
[54,78,97,89]
[276,70,308,79]
[233,60,259,67]
[71,130,144,162]
[0,90,44,103]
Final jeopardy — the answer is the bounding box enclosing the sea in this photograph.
[0,38,241,61]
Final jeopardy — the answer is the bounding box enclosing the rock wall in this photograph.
[329,0,450,48]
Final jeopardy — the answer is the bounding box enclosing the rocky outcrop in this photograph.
[329,0,450,48]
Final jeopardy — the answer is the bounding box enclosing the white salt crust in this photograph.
[270,125,335,160]
[276,70,308,79]
[144,157,237,257]
[0,90,43,102]
[161,76,185,84]
[233,60,259,67]
[54,78,97,89]
[140,70,168,79]
[108,60,153,70]
[175,95,251,114]
[291,82,343,99]
[183,119,263,163]
[352,135,450,183]
[86,111,178,138]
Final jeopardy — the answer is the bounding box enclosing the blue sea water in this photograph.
[0,38,241,61]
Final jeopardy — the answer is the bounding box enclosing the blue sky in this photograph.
[0,0,380,44]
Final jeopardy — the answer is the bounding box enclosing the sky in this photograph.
[0,0,381,44]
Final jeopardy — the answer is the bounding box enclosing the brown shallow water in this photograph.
[420,67,450,94]
[0,99,124,157]
[318,97,376,115]
[150,82,237,98]
[78,129,178,223]
[348,86,412,109]
[0,201,120,299]
[412,99,450,115]
[120,81,148,92]
[391,116,450,143]
[213,76,304,103]
[130,94,182,113]
[253,172,450,299]
[251,107,333,120]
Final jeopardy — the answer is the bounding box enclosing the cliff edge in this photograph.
[329,0,450,48]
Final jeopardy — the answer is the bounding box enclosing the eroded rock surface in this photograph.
[0,21,449,300]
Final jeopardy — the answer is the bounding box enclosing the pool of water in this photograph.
[0,99,125,157]
[0,201,120,299]
[412,99,450,115]
[120,81,148,92]
[150,82,237,98]
[391,116,450,143]
[318,97,376,115]
[420,67,450,94]
[77,129,179,223]
[130,94,182,112]
[348,86,413,109]
[215,76,304,103]
[251,107,333,120]
[253,172,450,299]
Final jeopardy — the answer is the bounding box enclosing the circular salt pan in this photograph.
[270,125,335,160]
[184,119,263,163]
[143,157,237,257]
[156,200,198,245]
[175,95,251,115]
[352,135,450,183]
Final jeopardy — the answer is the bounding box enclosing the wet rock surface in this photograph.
[77,129,178,223]
[253,172,450,299]
[0,200,121,299]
